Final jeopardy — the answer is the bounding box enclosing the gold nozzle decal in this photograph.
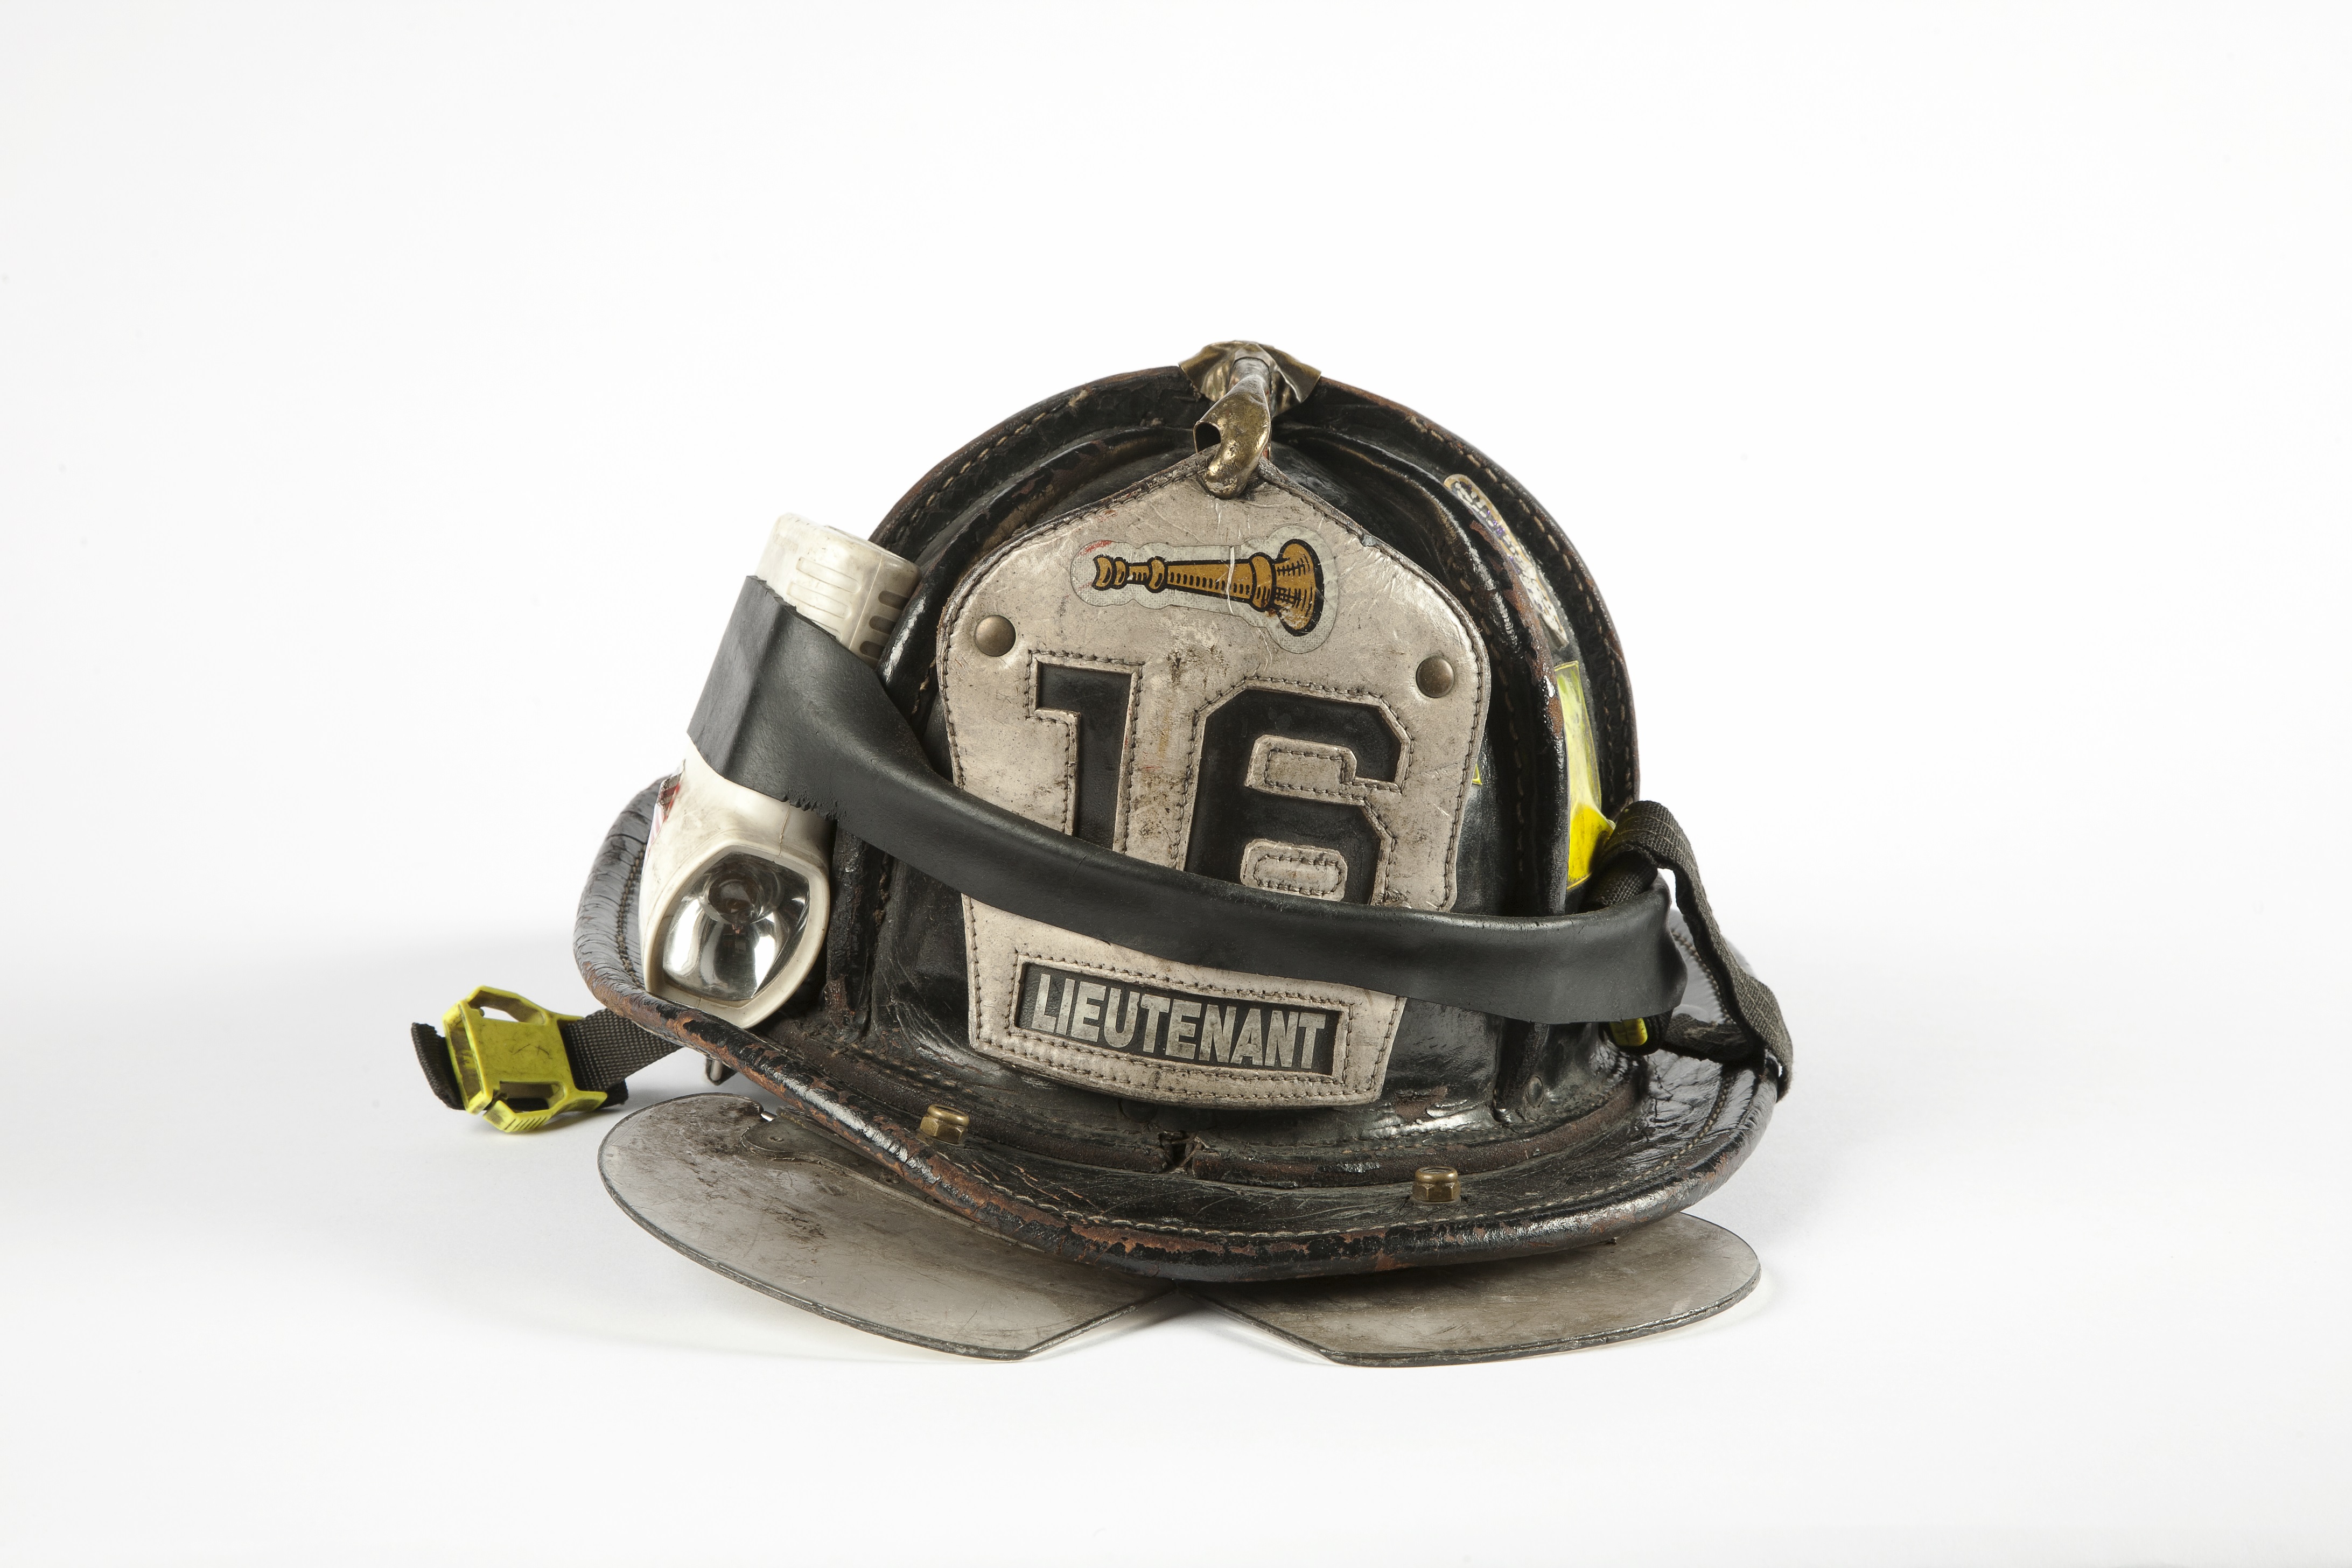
[1089,537,1324,636]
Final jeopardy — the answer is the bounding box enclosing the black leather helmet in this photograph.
[432,343,1792,1280]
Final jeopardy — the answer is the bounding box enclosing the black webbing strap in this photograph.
[687,580,1688,1027]
[410,1023,465,1107]
[409,1010,678,1109]
[562,1010,681,1093]
[1586,801,1794,1091]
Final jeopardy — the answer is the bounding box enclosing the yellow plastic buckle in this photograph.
[442,986,606,1133]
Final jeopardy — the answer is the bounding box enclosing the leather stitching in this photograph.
[1670,923,1724,1018]
[944,1061,1752,1240]
[1027,646,1145,848]
[1256,740,1404,800]
[1403,412,1634,808]
[1168,680,1415,905]
[1237,841,1346,898]
[908,406,1061,527]
[823,1028,979,1098]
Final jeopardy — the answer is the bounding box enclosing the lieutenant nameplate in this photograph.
[1016,961,1338,1075]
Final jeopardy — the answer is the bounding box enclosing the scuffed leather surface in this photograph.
[577,783,1779,1281]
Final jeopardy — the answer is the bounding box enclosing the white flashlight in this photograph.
[639,514,919,1027]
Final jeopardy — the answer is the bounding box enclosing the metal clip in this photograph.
[1180,341,1321,498]
[439,986,605,1133]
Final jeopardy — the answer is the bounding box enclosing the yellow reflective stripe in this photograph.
[1569,802,1614,888]
[1555,662,1614,886]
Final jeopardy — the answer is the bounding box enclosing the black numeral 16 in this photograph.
[1037,666,1399,904]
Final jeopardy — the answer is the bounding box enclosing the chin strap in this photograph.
[1586,801,1794,1091]
[410,988,678,1132]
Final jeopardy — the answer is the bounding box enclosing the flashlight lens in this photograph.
[659,853,811,1005]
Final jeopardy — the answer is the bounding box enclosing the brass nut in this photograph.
[1416,655,1456,698]
[973,615,1015,657]
[1411,1166,1462,1203]
[918,1104,971,1145]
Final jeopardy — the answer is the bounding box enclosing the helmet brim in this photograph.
[579,784,1777,1284]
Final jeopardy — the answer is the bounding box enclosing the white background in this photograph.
[4,5,2346,1564]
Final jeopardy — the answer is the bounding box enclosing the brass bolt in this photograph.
[918,1104,970,1145]
[1416,655,1456,698]
[1411,1166,1462,1203]
[973,615,1015,657]
[1608,1018,1650,1051]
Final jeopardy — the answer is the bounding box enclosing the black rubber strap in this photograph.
[409,1010,677,1108]
[688,579,1688,1027]
[1586,801,1794,1089]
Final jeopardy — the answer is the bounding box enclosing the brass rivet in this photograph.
[1416,655,1456,698]
[1411,1166,1462,1203]
[1608,1018,1650,1051]
[918,1104,970,1145]
[973,615,1015,657]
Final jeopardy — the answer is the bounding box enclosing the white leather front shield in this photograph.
[936,456,1489,1107]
